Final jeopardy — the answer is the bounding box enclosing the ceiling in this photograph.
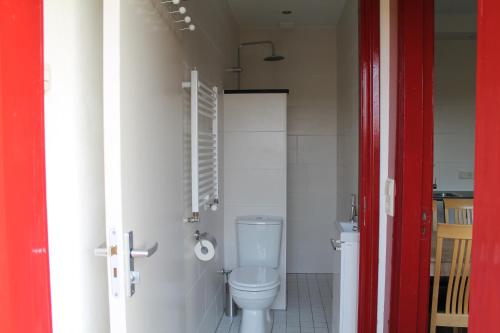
[435,0,477,13]
[227,0,346,28]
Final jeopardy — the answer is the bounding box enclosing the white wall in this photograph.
[336,1,359,223]
[45,0,238,332]
[434,37,476,191]
[433,12,476,191]
[176,1,239,331]
[223,93,288,309]
[44,1,109,332]
[239,27,338,274]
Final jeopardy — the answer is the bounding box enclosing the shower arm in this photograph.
[237,41,277,68]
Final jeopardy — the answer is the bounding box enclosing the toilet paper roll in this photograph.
[194,233,217,262]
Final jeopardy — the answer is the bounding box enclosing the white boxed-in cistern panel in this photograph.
[223,91,288,309]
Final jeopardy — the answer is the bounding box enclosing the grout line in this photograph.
[316,273,330,330]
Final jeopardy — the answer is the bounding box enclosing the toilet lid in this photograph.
[229,266,280,291]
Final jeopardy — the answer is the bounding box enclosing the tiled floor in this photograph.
[216,273,333,333]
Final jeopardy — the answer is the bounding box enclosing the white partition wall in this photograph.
[223,92,287,309]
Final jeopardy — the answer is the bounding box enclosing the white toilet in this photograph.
[229,216,282,333]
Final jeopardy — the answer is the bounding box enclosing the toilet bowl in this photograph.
[229,266,280,333]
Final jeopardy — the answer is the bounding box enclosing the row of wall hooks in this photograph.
[161,0,196,31]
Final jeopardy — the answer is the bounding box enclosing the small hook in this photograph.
[180,24,196,31]
[175,16,192,24]
[169,6,187,14]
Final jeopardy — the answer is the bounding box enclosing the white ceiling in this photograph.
[227,0,346,28]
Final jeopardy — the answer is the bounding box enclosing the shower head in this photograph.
[264,55,285,62]
[239,41,285,62]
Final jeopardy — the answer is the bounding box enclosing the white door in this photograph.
[44,0,109,332]
[102,0,185,331]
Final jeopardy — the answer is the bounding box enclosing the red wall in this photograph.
[469,0,500,330]
[0,1,52,332]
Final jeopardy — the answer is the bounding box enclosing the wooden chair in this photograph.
[443,198,474,225]
[432,200,439,231]
[430,224,473,333]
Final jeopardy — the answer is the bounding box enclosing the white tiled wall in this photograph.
[240,27,338,274]
[336,0,359,223]
[116,1,238,332]
[177,1,239,332]
[223,93,288,309]
[434,37,476,191]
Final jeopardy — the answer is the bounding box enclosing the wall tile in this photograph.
[224,132,286,169]
[297,136,337,166]
[224,168,286,206]
[224,94,287,132]
[287,136,298,164]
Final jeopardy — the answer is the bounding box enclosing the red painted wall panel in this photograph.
[469,0,500,330]
[0,1,52,332]
[358,0,380,332]
[389,0,434,331]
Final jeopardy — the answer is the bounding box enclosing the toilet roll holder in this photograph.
[194,230,217,259]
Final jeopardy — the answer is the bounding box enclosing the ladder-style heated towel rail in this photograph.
[183,70,219,223]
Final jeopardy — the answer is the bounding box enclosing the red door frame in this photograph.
[358,0,381,332]
[390,0,500,331]
[389,0,434,332]
[0,1,52,332]
[469,0,500,329]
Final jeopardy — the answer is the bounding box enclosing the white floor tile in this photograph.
[215,273,333,333]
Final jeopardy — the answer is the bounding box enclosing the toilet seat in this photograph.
[229,266,280,292]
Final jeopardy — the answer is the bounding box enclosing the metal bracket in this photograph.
[183,212,200,223]
[330,239,345,251]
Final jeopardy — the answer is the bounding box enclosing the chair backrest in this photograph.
[443,198,473,225]
[430,224,473,331]
[432,200,438,231]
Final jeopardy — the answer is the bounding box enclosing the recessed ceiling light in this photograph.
[282,10,293,15]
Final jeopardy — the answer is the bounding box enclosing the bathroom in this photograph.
[42,0,359,332]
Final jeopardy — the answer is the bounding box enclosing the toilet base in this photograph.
[240,309,273,333]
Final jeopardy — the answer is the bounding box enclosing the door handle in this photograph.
[131,242,158,258]
[94,241,158,258]
[94,242,108,257]
[125,231,159,297]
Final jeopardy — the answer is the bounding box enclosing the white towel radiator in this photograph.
[182,70,219,222]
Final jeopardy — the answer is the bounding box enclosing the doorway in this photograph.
[390,0,500,332]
